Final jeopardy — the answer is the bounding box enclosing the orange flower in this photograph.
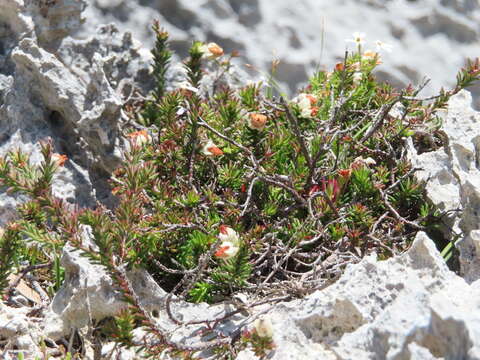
[335,62,344,72]
[215,242,238,259]
[338,169,352,178]
[202,140,223,156]
[200,42,224,58]
[219,224,229,235]
[306,94,317,106]
[127,130,151,146]
[52,153,68,167]
[362,50,382,65]
[248,113,268,131]
[207,43,224,57]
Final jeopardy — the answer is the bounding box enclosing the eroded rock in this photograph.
[0,0,153,223]
[81,0,480,106]
[237,232,480,359]
[408,90,480,283]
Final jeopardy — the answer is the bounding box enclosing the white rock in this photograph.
[81,0,480,106]
[0,303,42,357]
[248,232,480,359]
[408,90,480,282]
[0,0,153,224]
[43,244,126,340]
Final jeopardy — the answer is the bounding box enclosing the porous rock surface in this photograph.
[81,0,480,107]
[0,0,152,224]
[238,232,480,359]
[4,231,480,359]
[1,0,480,359]
[408,90,480,284]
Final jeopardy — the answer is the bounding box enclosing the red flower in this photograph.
[338,169,352,178]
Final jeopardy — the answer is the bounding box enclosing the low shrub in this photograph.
[1,22,479,357]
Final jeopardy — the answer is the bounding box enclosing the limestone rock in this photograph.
[81,0,480,106]
[408,90,480,283]
[0,303,42,359]
[238,232,480,359]
[0,0,152,224]
[43,244,126,340]
[40,232,480,360]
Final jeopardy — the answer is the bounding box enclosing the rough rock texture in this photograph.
[24,231,480,359]
[81,0,480,106]
[0,303,43,359]
[42,244,245,342]
[257,232,480,359]
[408,90,480,284]
[0,0,155,225]
[1,1,480,359]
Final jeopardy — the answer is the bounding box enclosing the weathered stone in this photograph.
[81,0,480,107]
[237,232,480,359]
[0,0,153,224]
[0,303,42,359]
[408,90,480,283]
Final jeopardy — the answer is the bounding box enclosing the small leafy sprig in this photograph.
[151,20,172,101]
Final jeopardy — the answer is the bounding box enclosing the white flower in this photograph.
[199,42,224,59]
[353,72,363,86]
[215,240,239,259]
[375,40,393,53]
[353,156,377,167]
[253,317,274,338]
[292,93,318,119]
[201,140,223,156]
[218,225,240,244]
[215,225,241,259]
[346,32,366,46]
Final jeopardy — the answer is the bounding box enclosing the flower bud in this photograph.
[248,113,268,131]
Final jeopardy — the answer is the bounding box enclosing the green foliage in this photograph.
[151,21,172,101]
[240,328,275,358]
[185,41,204,88]
[0,26,479,358]
[0,226,21,295]
[211,245,252,290]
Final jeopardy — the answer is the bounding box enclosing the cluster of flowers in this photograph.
[290,32,393,119]
[291,93,319,119]
[346,32,393,86]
